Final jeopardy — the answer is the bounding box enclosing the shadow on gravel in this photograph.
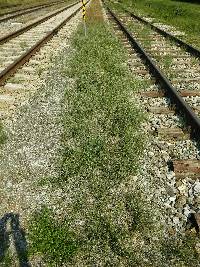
[0,213,30,267]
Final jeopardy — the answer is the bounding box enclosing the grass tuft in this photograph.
[28,207,78,265]
[0,123,7,145]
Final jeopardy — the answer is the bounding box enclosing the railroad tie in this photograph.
[173,159,200,180]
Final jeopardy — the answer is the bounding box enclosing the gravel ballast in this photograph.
[0,11,82,265]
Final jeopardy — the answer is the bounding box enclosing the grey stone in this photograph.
[173,216,179,225]
[175,180,182,188]
[183,205,191,217]
[175,195,187,208]
[169,196,176,203]
[148,151,154,157]
[194,182,200,194]
[166,185,176,197]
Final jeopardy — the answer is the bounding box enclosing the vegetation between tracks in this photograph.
[28,0,148,265]
[107,0,200,48]
[27,0,200,266]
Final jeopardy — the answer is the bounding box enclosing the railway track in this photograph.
[0,1,82,86]
[105,5,200,232]
[0,2,79,42]
[0,0,66,23]
[122,6,200,58]
[0,0,87,121]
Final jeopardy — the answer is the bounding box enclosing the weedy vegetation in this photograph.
[27,0,200,266]
[19,41,28,50]
[0,253,12,267]
[28,207,78,265]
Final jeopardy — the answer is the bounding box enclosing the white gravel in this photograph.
[0,10,81,265]
[142,96,171,107]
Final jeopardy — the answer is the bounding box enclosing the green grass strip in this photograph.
[61,23,145,189]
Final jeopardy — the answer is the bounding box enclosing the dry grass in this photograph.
[86,0,104,23]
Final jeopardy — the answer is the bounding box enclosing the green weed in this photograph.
[162,55,173,69]
[0,122,7,145]
[0,252,12,267]
[19,41,28,50]
[28,207,78,266]
[161,234,200,266]
[61,23,145,186]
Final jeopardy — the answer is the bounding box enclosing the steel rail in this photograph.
[0,0,65,18]
[123,8,200,58]
[107,7,200,138]
[0,2,88,86]
[0,1,79,45]
[0,1,66,23]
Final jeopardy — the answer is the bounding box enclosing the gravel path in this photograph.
[0,10,81,265]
